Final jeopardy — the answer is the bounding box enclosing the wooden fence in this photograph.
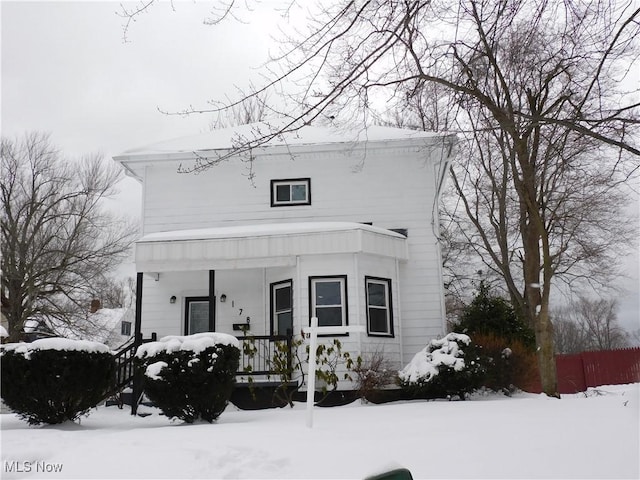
[555,347,640,393]
[529,347,640,394]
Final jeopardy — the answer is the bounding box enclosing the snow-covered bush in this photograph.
[0,339,116,425]
[398,333,485,400]
[135,333,240,423]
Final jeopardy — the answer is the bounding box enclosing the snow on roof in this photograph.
[138,221,406,243]
[136,332,240,359]
[22,318,40,333]
[118,121,446,158]
[1,338,111,358]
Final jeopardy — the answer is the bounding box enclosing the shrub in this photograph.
[239,334,355,408]
[454,281,536,349]
[239,333,305,408]
[473,332,540,394]
[313,338,355,396]
[398,333,485,400]
[135,333,240,423]
[0,338,116,425]
[352,349,398,402]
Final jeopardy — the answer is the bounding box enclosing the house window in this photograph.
[121,321,132,336]
[271,280,293,336]
[184,296,213,335]
[309,276,348,328]
[271,178,311,206]
[365,277,393,336]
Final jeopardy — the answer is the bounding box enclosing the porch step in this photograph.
[105,390,154,409]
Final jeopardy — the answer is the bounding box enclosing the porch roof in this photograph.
[135,222,408,272]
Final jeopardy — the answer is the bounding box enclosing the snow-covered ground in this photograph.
[1,384,638,479]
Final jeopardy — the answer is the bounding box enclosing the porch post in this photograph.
[209,270,215,331]
[131,272,143,416]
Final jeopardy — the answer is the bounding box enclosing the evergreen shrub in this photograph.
[454,281,536,348]
[473,332,540,393]
[398,333,485,400]
[0,339,116,425]
[135,333,240,423]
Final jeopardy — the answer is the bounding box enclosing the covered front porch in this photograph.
[130,222,408,393]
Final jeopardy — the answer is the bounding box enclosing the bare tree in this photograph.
[577,297,629,351]
[119,0,640,396]
[552,297,629,353]
[1,133,138,342]
[552,317,588,355]
[88,275,137,310]
[208,89,271,130]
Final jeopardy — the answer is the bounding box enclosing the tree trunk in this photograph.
[518,145,559,398]
[534,305,559,397]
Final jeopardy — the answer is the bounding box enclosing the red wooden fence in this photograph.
[529,347,640,394]
[558,348,640,393]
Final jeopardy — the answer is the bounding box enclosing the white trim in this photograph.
[395,258,404,364]
[295,256,302,337]
[353,253,362,354]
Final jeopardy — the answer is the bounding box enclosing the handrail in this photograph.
[236,334,293,376]
[113,337,137,391]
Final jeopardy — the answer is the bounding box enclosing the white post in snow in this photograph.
[303,318,365,429]
[305,316,318,429]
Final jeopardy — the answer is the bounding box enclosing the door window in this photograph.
[185,297,211,335]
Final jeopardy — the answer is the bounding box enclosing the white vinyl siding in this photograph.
[131,138,450,364]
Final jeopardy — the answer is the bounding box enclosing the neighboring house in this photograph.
[1,294,10,341]
[21,304,133,349]
[114,123,456,386]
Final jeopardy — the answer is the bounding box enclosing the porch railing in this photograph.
[236,334,293,377]
[123,333,293,414]
[113,336,137,392]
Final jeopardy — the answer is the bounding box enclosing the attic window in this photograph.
[271,178,311,207]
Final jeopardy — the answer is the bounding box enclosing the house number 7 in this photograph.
[238,308,243,316]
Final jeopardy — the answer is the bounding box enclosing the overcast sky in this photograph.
[2,0,281,211]
[2,1,638,333]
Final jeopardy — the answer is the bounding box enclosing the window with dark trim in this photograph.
[184,296,213,335]
[271,279,293,336]
[309,275,348,328]
[121,321,132,336]
[365,276,394,337]
[270,178,311,206]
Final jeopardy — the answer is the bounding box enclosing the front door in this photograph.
[185,296,214,335]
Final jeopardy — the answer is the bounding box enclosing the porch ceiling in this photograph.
[135,222,408,272]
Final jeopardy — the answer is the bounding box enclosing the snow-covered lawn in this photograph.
[1,384,638,479]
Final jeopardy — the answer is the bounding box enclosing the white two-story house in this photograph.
[114,122,456,385]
